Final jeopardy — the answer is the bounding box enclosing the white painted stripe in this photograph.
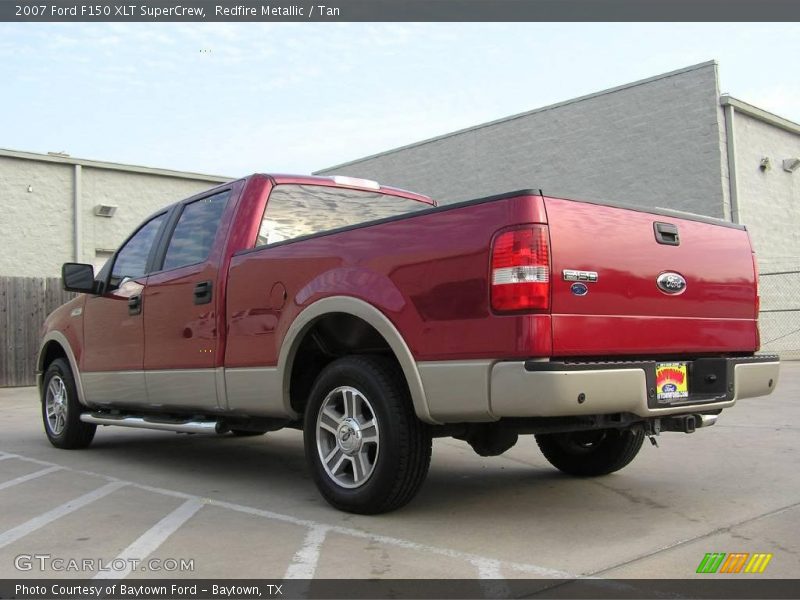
[210,498,570,578]
[472,557,504,579]
[0,481,126,549]
[0,466,61,491]
[472,558,510,598]
[3,450,574,578]
[0,452,59,467]
[0,454,15,461]
[94,498,204,580]
[284,526,329,580]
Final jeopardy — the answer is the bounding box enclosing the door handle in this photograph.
[654,222,680,246]
[128,295,142,316]
[193,280,213,305]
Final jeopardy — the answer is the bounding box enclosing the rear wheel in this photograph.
[41,358,96,449]
[535,427,644,476]
[303,355,432,514]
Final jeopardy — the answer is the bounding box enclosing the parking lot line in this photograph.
[0,466,61,491]
[94,498,205,580]
[283,525,329,580]
[0,481,127,549]
[471,559,511,597]
[1,450,575,579]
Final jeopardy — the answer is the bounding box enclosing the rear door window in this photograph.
[161,191,230,271]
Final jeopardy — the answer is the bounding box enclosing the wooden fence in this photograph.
[0,277,75,387]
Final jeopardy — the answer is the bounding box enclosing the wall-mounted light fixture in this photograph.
[759,157,772,172]
[94,204,118,217]
[27,185,33,193]
[783,158,800,173]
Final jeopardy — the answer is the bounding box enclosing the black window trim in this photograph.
[148,187,233,276]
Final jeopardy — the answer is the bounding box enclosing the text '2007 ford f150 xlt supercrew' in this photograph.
[39,173,779,514]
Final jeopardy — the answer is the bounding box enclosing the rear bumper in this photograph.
[490,355,779,418]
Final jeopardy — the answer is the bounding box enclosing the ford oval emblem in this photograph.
[570,282,589,296]
[657,272,687,295]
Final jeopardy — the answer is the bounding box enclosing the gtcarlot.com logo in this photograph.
[14,554,194,573]
[696,552,773,574]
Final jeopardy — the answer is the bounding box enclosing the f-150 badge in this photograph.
[563,269,598,282]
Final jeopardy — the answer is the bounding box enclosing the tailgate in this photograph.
[544,197,759,356]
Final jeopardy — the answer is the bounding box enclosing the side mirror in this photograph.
[62,263,98,294]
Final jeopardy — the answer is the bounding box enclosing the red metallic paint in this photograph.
[82,279,145,371]
[225,192,552,366]
[143,179,247,370]
[544,197,758,356]
[44,175,761,376]
[41,295,86,367]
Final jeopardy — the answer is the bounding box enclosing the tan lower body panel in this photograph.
[490,365,648,417]
[733,361,780,400]
[224,367,288,417]
[417,361,495,422]
[490,360,780,420]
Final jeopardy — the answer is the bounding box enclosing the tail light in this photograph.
[752,251,760,316]
[491,225,550,312]
[752,251,761,348]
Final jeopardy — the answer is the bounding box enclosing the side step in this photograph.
[80,413,222,434]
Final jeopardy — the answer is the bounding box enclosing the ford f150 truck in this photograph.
[38,173,780,514]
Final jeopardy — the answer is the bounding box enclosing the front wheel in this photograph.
[535,427,644,477]
[303,355,432,514]
[41,358,96,449]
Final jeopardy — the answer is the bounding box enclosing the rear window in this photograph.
[256,184,430,247]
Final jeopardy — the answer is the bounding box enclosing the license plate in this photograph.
[656,362,689,402]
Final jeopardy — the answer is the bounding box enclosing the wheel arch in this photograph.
[38,332,87,407]
[279,296,438,424]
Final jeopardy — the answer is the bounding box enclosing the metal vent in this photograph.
[94,204,118,218]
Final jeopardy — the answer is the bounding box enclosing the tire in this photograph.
[535,427,644,477]
[303,355,432,514]
[41,358,96,449]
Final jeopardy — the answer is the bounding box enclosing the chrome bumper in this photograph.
[490,356,780,418]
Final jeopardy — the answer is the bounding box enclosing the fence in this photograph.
[0,271,798,388]
[0,277,75,387]
[758,270,800,360]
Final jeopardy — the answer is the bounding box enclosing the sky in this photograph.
[0,22,798,177]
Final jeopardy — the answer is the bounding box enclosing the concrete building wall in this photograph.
[0,156,75,278]
[317,61,729,218]
[0,150,228,277]
[729,106,800,357]
[732,111,800,273]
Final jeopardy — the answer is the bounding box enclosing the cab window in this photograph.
[110,213,167,287]
[256,185,429,246]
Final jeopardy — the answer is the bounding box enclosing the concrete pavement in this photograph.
[0,363,798,581]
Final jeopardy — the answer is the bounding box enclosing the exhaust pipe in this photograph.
[80,413,222,434]
[697,414,719,428]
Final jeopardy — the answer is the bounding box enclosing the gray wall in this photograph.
[731,110,800,358]
[317,62,730,218]
[733,112,800,274]
[0,154,228,277]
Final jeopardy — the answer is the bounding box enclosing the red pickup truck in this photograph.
[38,173,779,514]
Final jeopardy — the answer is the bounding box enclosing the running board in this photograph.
[80,413,222,434]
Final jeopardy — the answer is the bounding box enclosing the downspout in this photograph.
[722,101,740,224]
[73,164,82,262]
